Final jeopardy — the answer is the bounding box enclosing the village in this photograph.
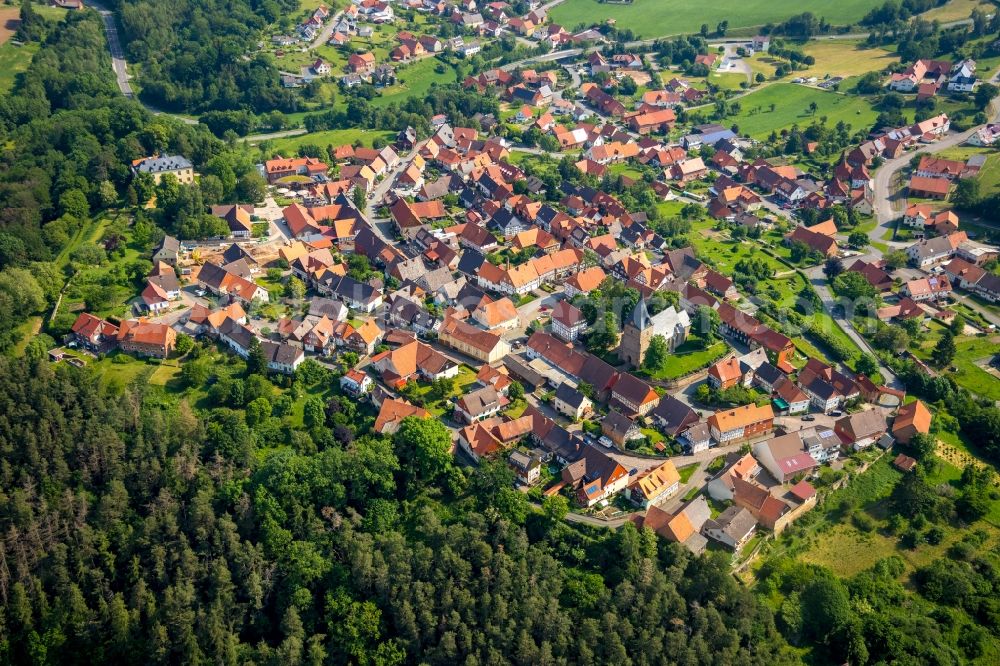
[11,0,1000,661]
[56,37,1000,557]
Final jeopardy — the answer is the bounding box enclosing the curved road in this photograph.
[90,1,313,140]
[873,76,1000,230]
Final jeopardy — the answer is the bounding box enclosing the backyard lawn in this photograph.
[549,0,877,38]
[728,83,880,139]
[934,146,1000,199]
[708,71,748,91]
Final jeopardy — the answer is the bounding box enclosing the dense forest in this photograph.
[0,355,799,664]
[111,0,303,114]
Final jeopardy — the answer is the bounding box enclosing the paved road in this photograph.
[513,288,564,337]
[806,264,902,388]
[90,0,132,98]
[873,71,1000,230]
[90,1,200,124]
[364,147,421,244]
[953,293,1000,328]
[719,44,752,84]
[244,128,309,143]
[501,48,583,72]
[310,10,344,50]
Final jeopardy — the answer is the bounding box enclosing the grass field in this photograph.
[911,330,1000,401]
[549,0,877,39]
[371,56,457,107]
[728,83,879,138]
[264,127,394,152]
[645,339,728,380]
[920,0,993,22]
[799,41,897,79]
[0,40,37,95]
[708,71,748,91]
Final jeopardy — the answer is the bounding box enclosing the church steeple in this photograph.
[627,299,651,330]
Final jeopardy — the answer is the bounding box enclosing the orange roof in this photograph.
[493,415,534,442]
[476,364,512,391]
[730,453,759,480]
[566,266,606,293]
[440,314,504,354]
[708,403,774,433]
[479,297,519,327]
[893,399,932,437]
[352,318,383,345]
[909,175,951,195]
[117,319,175,347]
[374,398,431,433]
[708,356,742,384]
[460,422,503,457]
[279,241,310,263]
[806,219,838,237]
[664,510,694,543]
[630,460,680,501]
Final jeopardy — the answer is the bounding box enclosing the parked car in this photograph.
[598,435,613,448]
[801,415,815,421]
[830,410,843,417]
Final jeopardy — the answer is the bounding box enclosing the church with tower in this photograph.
[618,300,691,368]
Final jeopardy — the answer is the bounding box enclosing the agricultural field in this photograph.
[550,0,877,39]
[264,127,394,153]
[727,83,880,138]
[920,0,994,22]
[0,6,19,45]
[798,40,898,79]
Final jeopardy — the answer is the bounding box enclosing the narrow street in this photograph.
[804,264,901,388]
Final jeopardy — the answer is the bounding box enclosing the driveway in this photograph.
[514,288,564,336]
[718,44,752,83]
[255,196,291,243]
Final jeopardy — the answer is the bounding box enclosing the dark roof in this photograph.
[577,353,619,392]
[626,299,652,330]
[222,243,256,265]
[555,382,588,409]
[456,248,486,276]
[611,372,655,406]
[602,409,635,438]
[503,354,547,388]
[332,275,380,304]
[218,317,255,351]
[262,340,303,366]
[309,297,347,318]
[804,376,839,400]
[650,395,699,435]
[754,362,785,386]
